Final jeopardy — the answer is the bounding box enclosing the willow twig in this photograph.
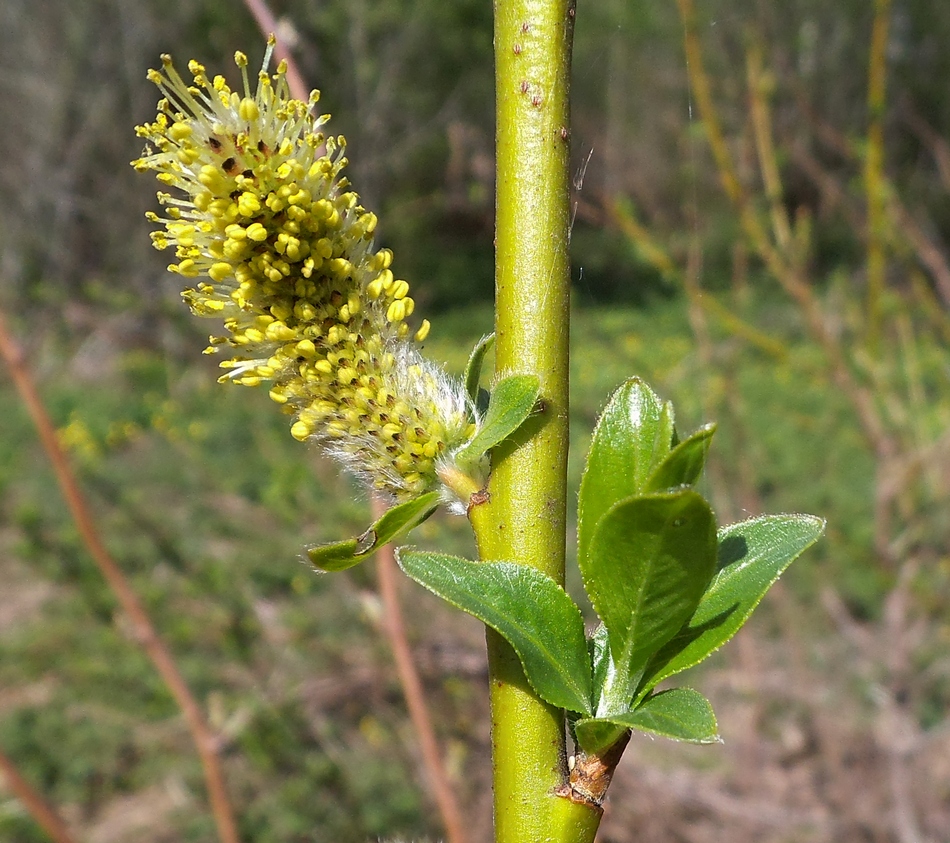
[0,746,78,843]
[0,308,240,843]
[372,496,469,843]
[240,0,310,102]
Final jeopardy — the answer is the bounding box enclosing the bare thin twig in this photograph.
[745,37,793,253]
[240,0,310,102]
[0,308,241,843]
[237,2,469,838]
[0,746,79,843]
[373,497,469,843]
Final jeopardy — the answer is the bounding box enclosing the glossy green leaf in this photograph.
[455,374,540,467]
[572,717,629,757]
[583,491,717,707]
[398,550,592,715]
[638,514,825,695]
[588,624,613,714]
[575,688,719,753]
[577,378,676,570]
[307,492,441,572]
[646,423,717,492]
[463,333,495,412]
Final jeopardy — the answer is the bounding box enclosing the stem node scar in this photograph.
[467,487,491,514]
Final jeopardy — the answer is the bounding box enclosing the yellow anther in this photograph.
[292,340,315,358]
[178,147,200,165]
[415,320,431,342]
[237,193,262,216]
[177,259,199,277]
[246,223,268,242]
[265,322,297,342]
[387,301,407,323]
[169,122,193,141]
[290,421,311,441]
[209,262,233,281]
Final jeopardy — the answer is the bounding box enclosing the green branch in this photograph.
[469,2,600,841]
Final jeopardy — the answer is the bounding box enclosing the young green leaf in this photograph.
[575,688,719,754]
[577,378,676,570]
[572,718,629,757]
[646,423,717,492]
[307,492,441,572]
[637,514,825,696]
[463,333,495,412]
[588,624,613,714]
[454,374,540,468]
[583,491,717,709]
[397,550,593,715]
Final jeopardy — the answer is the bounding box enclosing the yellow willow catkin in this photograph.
[133,39,482,503]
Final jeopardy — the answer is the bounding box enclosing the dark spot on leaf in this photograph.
[717,535,748,571]
[356,529,378,554]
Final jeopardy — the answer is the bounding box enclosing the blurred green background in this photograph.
[1,0,949,841]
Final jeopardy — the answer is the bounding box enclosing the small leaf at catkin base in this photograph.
[455,374,541,468]
[307,492,441,572]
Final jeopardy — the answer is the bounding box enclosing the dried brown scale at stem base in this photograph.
[562,731,631,808]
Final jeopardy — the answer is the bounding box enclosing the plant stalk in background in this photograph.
[0,745,77,843]
[237,5,470,836]
[0,309,241,843]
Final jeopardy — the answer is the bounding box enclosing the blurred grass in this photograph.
[0,291,918,841]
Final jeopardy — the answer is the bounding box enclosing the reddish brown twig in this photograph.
[240,0,310,102]
[237,2,469,837]
[0,746,78,843]
[0,308,240,843]
[373,495,469,843]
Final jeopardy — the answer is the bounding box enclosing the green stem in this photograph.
[468,2,600,842]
